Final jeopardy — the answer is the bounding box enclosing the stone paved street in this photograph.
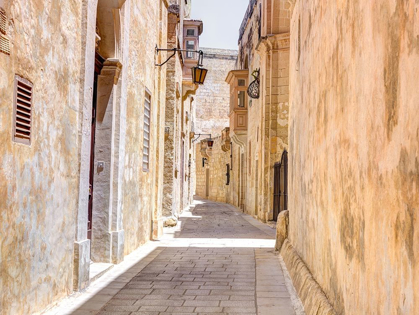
[45,199,298,315]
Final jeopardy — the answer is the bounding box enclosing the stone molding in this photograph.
[257,33,291,53]
[96,59,123,122]
[221,127,231,152]
[276,216,337,315]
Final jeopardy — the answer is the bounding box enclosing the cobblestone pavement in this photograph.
[47,200,297,315]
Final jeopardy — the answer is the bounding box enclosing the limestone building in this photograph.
[162,2,204,223]
[0,0,202,314]
[195,0,290,224]
[192,48,237,200]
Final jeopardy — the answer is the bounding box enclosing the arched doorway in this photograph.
[273,150,288,221]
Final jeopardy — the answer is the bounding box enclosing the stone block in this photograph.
[111,230,125,264]
[275,210,289,251]
[73,239,91,291]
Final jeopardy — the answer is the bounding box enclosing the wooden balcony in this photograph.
[226,70,249,136]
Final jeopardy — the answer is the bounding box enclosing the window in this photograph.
[226,164,230,185]
[238,91,245,107]
[186,29,195,36]
[238,79,246,86]
[186,40,195,59]
[13,75,33,145]
[143,91,151,170]
[0,8,10,55]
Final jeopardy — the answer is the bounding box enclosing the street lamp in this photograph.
[192,133,213,147]
[155,46,208,85]
[192,51,208,85]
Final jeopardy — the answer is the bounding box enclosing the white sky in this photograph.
[191,0,249,50]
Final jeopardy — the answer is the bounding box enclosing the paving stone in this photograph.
[61,200,296,315]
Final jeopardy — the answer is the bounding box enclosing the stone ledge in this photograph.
[279,239,337,315]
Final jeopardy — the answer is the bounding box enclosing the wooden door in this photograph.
[87,52,104,240]
[273,150,288,221]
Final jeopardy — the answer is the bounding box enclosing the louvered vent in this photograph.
[0,9,10,55]
[13,76,33,145]
[0,9,6,34]
[143,91,151,170]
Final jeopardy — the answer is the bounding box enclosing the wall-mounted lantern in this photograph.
[207,139,214,148]
[155,46,208,85]
[191,51,208,85]
[192,133,212,144]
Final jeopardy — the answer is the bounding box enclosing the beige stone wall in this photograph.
[207,137,230,203]
[193,48,237,201]
[0,1,83,313]
[194,48,238,136]
[288,0,419,313]
[122,0,168,254]
[0,0,169,313]
[236,0,290,221]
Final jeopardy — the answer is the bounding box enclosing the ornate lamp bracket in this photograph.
[247,68,260,99]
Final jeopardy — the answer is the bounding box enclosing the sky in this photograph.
[191,0,249,50]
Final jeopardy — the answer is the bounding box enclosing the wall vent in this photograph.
[0,34,10,55]
[13,75,33,145]
[0,9,6,34]
[0,9,10,55]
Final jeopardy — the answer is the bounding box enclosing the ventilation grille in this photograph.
[143,91,151,170]
[0,34,9,55]
[0,9,6,35]
[13,76,33,145]
[0,9,9,55]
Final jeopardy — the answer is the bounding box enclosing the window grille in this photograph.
[186,40,195,59]
[13,75,33,145]
[143,91,151,170]
[0,9,10,55]
[186,29,195,36]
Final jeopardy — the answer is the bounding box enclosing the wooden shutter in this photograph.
[143,90,151,170]
[13,75,33,145]
[0,9,10,55]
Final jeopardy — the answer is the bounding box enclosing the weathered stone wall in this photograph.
[236,0,290,221]
[288,0,419,313]
[194,48,237,136]
[122,0,168,254]
[0,0,169,313]
[207,137,231,203]
[0,1,83,313]
[193,48,237,201]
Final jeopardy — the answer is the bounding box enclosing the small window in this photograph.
[0,9,10,55]
[13,75,33,145]
[238,91,245,107]
[238,79,246,86]
[186,29,195,36]
[186,40,195,59]
[226,164,230,185]
[143,91,151,170]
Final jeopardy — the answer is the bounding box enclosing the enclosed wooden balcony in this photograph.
[226,70,249,136]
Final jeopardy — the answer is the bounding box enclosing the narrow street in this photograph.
[48,199,298,315]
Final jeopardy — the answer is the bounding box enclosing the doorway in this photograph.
[273,150,288,221]
[180,140,185,209]
[205,168,210,198]
[87,52,105,241]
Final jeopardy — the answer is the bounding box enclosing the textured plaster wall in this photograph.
[0,0,82,313]
[288,0,419,313]
[122,0,168,254]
